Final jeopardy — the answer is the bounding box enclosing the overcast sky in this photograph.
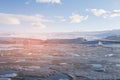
[0,0,120,33]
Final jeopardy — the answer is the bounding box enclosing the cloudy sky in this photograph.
[0,0,120,33]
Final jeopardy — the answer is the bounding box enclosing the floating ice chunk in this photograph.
[27,53,32,55]
[116,64,120,67]
[0,73,17,78]
[91,64,103,68]
[0,78,11,80]
[105,54,114,57]
[59,63,67,65]
[0,70,17,78]
[16,59,26,62]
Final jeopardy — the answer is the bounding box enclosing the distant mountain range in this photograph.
[45,38,87,44]
[0,30,120,44]
[0,37,43,44]
[0,29,120,41]
[105,35,120,41]
[0,37,87,44]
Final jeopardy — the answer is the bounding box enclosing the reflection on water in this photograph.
[91,64,102,68]
[24,71,72,80]
[104,44,120,48]
[116,64,120,67]
[0,70,72,80]
[0,48,22,50]
[48,71,71,80]
[0,70,17,78]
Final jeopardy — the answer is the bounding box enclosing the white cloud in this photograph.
[89,9,120,18]
[0,13,48,28]
[16,14,47,22]
[0,13,20,25]
[90,9,106,16]
[31,23,46,28]
[104,10,120,18]
[69,13,88,23]
[35,0,61,4]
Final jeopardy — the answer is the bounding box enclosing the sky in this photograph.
[0,0,120,33]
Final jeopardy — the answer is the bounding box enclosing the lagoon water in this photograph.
[24,71,72,80]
